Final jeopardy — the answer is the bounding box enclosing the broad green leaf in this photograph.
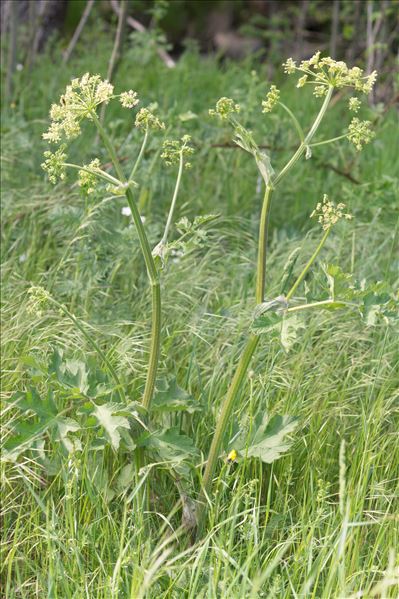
[280,313,305,352]
[238,414,298,464]
[3,420,52,460]
[48,347,63,380]
[48,348,89,393]
[362,291,398,326]
[252,311,283,331]
[20,355,47,383]
[114,463,135,494]
[56,417,81,453]
[15,388,57,419]
[252,296,288,332]
[93,403,130,451]
[323,264,354,301]
[138,427,198,477]
[3,389,64,460]
[152,379,201,414]
[63,359,89,393]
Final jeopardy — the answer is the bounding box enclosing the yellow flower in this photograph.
[227,449,238,462]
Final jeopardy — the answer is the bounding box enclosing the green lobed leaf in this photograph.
[93,403,130,451]
[235,414,299,464]
[2,389,79,460]
[280,313,306,352]
[151,379,201,414]
[138,427,199,478]
[56,417,82,453]
[322,264,354,301]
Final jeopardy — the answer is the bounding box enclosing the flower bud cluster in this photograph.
[261,85,280,113]
[209,97,240,120]
[41,145,67,184]
[347,117,374,151]
[135,107,165,130]
[78,159,101,194]
[282,53,377,99]
[310,195,353,230]
[161,135,194,168]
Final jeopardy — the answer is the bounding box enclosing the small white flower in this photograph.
[19,253,27,263]
[121,206,131,216]
[120,90,139,109]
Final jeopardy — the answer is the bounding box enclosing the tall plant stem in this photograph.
[197,86,334,535]
[256,185,273,303]
[91,112,160,410]
[286,228,330,301]
[198,334,259,531]
[198,187,273,531]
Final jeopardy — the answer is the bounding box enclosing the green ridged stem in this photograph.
[91,112,160,410]
[197,85,334,536]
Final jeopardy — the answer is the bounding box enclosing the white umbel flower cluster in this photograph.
[161,135,194,168]
[43,73,115,143]
[262,85,280,113]
[282,53,377,99]
[209,97,240,120]
[120,90,139,109]
[310,195,353,230]
[347,117,375,151]
[135,107,165,130]
[78,159,101,194]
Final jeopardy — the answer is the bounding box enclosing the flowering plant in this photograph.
[197,54,378,533]
[41,73,194,419]
[37,58,387,539]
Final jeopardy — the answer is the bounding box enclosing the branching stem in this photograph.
[91,112,160,410]
[161,151,184,245]
[273,86,333,186]
[130,128,149,181]
[197,85,335,535]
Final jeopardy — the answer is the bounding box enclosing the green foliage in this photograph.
[1,28,398,599]
[280,313,306,352]
[138,427,199,478]
[4,387,80,460]
[151,378,202,414]
[231,413,299,464]
[92,403,130,451]
[3,349,136,462]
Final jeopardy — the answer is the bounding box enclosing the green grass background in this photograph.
[1,32,398,598]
